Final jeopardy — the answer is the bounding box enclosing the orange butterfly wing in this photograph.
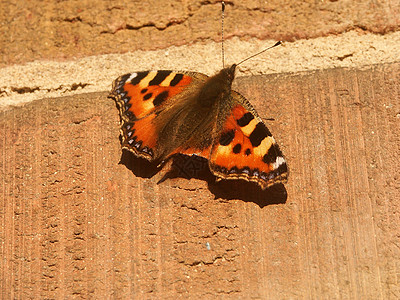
[109,70,207,160]
[208,92,288,189]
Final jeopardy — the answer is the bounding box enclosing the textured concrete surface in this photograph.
[1,0,399,67]
[1,0,400,298]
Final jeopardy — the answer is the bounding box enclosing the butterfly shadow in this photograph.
[208,180,287,208]
[120,152,287,208]
[119,150,161,178]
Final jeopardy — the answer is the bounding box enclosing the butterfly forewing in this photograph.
[110,70,208,161]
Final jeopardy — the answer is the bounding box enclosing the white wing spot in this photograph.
[127,73,138,82]
[272,156,286,169]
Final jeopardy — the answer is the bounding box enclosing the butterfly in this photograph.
[108,62,288,190]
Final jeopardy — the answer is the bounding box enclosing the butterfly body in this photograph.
[109,64,288,189]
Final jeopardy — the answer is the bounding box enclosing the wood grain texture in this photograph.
[1,63,399,298]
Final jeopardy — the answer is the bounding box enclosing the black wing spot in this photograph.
[170,73,184,86]
[237,112,254,127]
[232,143,241,154]
[141,88,148,94]
[219,130,235,146]
[245,148,251,156]
[262,144,281,164]
[249,123,272,147]
[130,72,149,85]
[149,71,172,86]
[153,91,169,106]
[143,93,153,100]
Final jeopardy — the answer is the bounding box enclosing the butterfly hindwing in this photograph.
[110,70,208,161]
[209,91,288,189]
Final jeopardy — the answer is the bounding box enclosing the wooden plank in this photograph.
[0,63,399,298]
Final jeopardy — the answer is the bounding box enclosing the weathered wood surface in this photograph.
[1,63,399,299]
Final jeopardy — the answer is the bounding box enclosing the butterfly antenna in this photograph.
[236,41,282,66]
[221,1,225,68]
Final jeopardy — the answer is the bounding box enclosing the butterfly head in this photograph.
[214,63,237,98]
[215,63,237,90]
[222,64,237,83]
